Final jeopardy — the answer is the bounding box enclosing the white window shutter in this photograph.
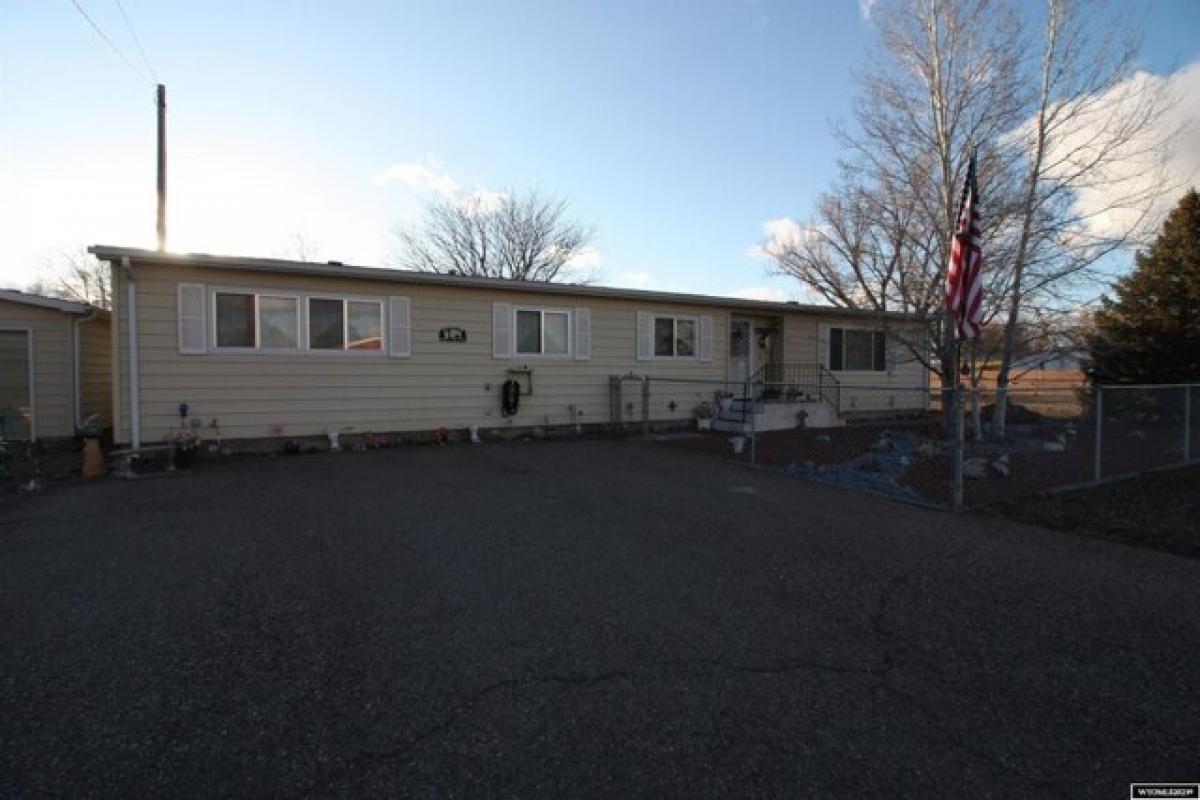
[178,283,207,354]
[817,323,830,368]
[493,302,512,359]
[574,307,591,360]
[699,315,714,361]
[636,311,652,360]
[389,296,411,357]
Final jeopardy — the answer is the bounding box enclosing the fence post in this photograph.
[609,376,619,434]
[1184,385,1192,462]
[750,385,757,466]
[1093,386,1103,483]
[641,377,650,439]
[952,387,964,512]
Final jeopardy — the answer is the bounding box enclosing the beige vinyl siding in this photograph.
[781,314,819,363]
[780,313,929,414]
[79,315,112,427]
[816,315,930,414]
[115,264,731,444]
[0,300,75,438]
[0,330,32,439]
[113,266,128,444]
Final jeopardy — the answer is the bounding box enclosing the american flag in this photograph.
[945,151,983,339]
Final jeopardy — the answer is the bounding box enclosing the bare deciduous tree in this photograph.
[989,0,1176,434]
[276,230,324,263]
[764,0,1177,434]
[765,0,1027,427]
[27,247,112,309]
[391,190,596,283]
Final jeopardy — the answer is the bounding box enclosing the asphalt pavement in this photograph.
[1,438,1197,796]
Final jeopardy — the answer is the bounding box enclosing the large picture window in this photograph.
[653,315,697,358]
[309,298,384,351]
[214,292,299,350]
[829,327,886,371]
[515,308,570,356]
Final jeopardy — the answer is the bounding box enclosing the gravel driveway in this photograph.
[2,439,1197,796]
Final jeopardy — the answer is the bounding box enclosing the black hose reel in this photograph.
[501,378,521,417]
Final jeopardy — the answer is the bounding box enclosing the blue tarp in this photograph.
[780,430,933,502]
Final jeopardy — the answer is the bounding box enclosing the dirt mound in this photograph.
[980,402,1043,423]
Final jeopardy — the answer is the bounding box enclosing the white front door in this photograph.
[728,317,754,390]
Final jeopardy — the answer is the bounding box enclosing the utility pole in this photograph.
[156,83,166,251]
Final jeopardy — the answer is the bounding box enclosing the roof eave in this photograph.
[88,245,926,323]
[0,289,95,315]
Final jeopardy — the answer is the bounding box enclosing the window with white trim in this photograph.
[829,327,886,372]
[308,297,384,351]
[653,315,697,358]
[214,291,299,350]
[515,308,571,356]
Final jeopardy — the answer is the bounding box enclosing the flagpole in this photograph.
[947,144,980,512]
[952,327,964,512]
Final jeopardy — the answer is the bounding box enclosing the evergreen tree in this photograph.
[1087,189,1200,383]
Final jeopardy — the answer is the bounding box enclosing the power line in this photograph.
[112,0,158,83]
[68,0,154,86]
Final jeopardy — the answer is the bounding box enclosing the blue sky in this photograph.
[1,0,1198,299]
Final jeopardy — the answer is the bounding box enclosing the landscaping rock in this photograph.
[990,456,1010,478]
[963,457,989,479]
[870,432,895,452]
[1043,440,1066,453]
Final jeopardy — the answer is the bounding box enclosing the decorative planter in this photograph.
[730,436,747,454]
[696,418,713,431]
[718,397,734,413]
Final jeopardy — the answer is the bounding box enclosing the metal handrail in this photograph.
[756,362,841,411]
[819,365,841,412]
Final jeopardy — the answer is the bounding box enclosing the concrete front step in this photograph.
[712,417,755,433]
[713,399,844,432]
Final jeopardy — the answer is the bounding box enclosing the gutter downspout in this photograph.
[72,307,101,430]
[122,256,141,450]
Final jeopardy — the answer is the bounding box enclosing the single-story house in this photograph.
[89,245,930,449]
[0,290,111,441]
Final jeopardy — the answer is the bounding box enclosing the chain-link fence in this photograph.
[958,386,1091,508]
[611,375,763,439]
[630,375,1199,510]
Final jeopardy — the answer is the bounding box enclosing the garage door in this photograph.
[0,329,33,440]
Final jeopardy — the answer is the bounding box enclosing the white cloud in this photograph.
[858,0,876,20]
[732,286,789,302]
[566,247,603,270]
[1025,60,1200,244]
[374,157,513,217]
[372,157,460,196]
[747,216,813,260]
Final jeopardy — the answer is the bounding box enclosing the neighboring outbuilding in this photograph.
[90,245,930,449]
[0,290,111,441]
